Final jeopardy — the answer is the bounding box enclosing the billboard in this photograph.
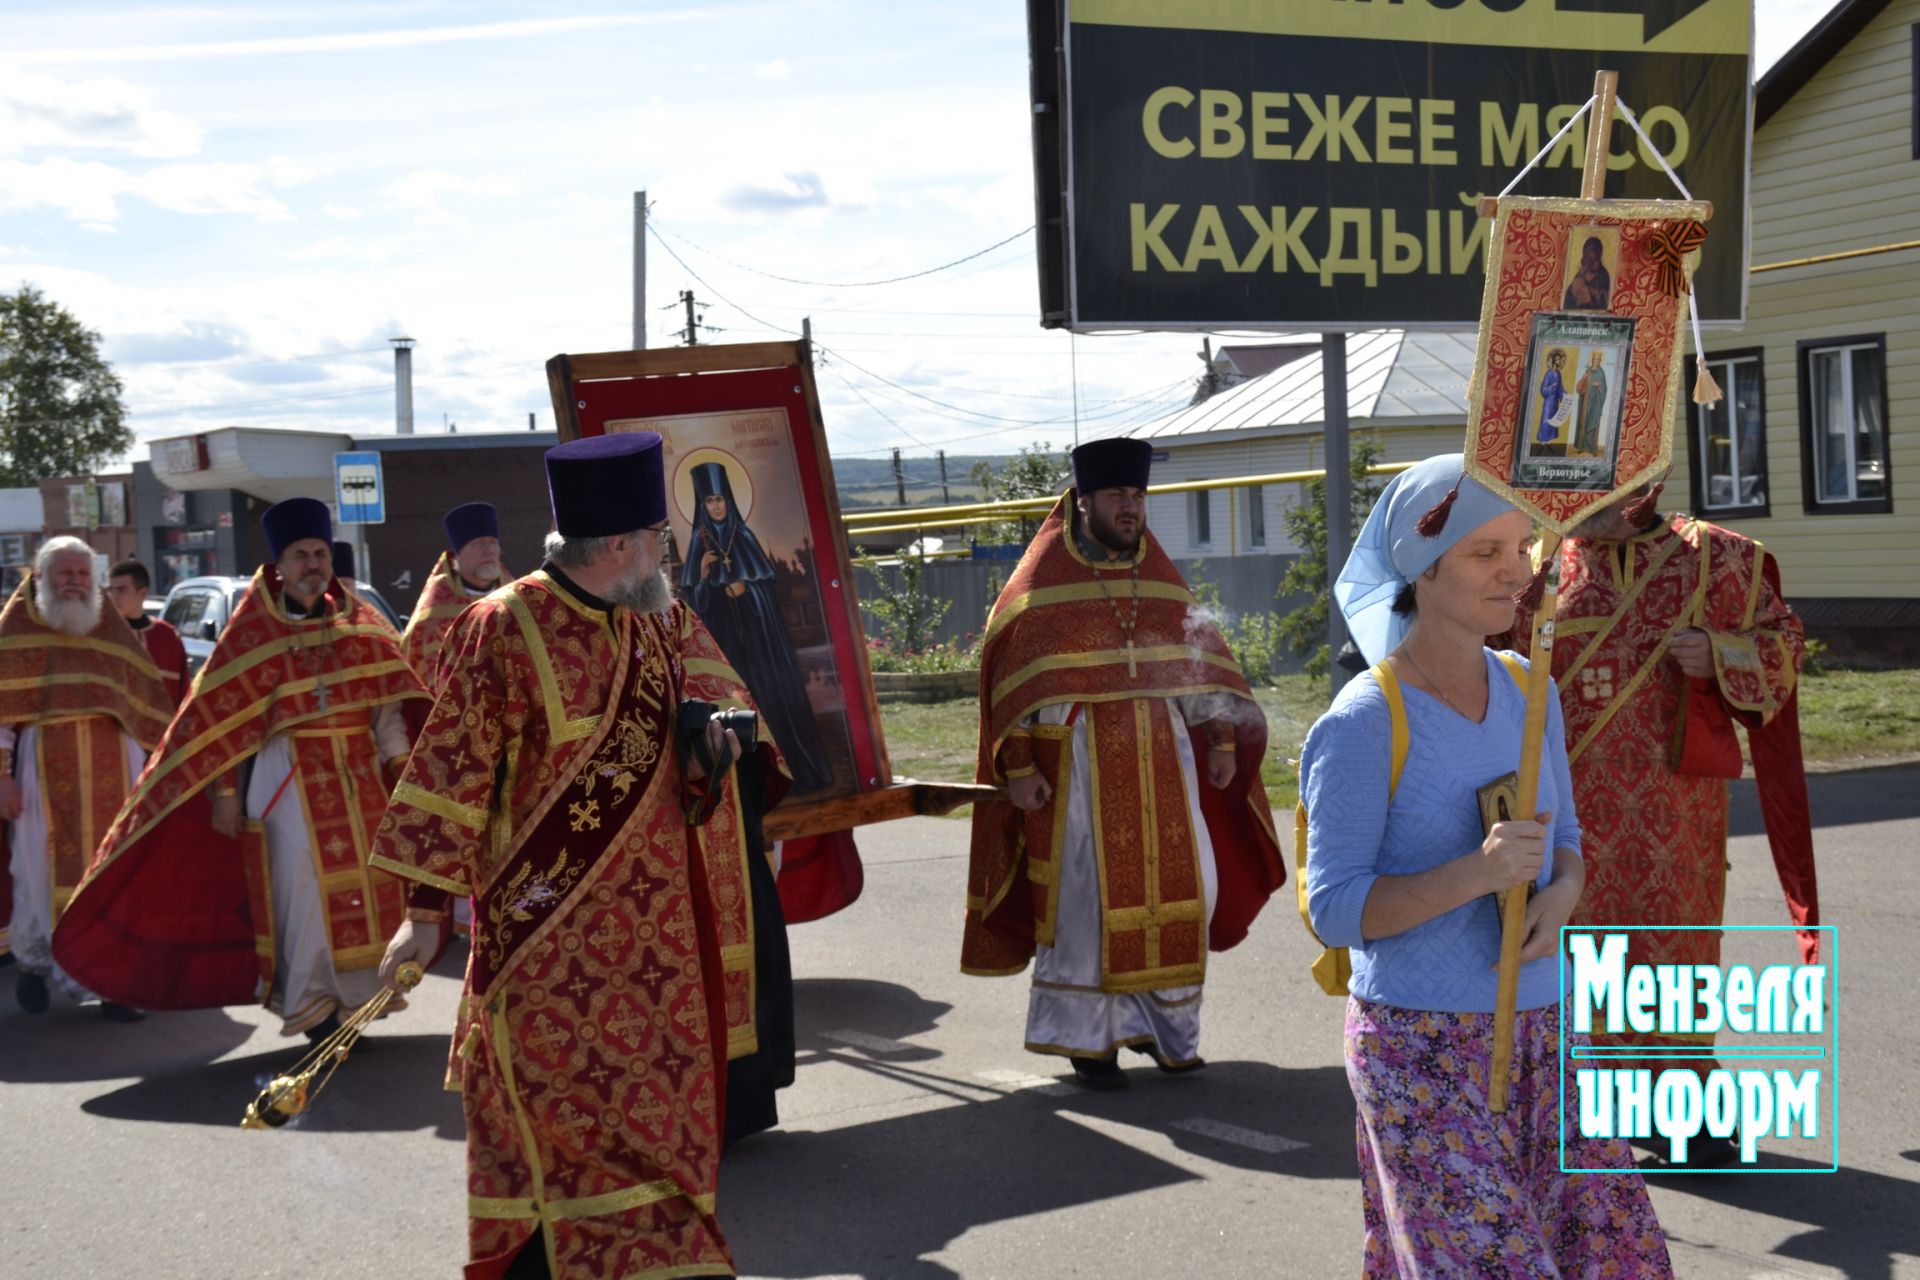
[1027,0,1751,329]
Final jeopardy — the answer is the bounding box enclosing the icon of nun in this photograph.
[679,460,834,793]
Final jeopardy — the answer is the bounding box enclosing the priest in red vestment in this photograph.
[374,432,788,1280]
[963,438,1284,1089]
[106,557,189,708]
[1508,478,1815,1158]
[54,500,430,1041]
[1,539,171,1017]
[403,501,506,683]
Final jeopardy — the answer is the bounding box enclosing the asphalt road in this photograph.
[2,763,1915,1279]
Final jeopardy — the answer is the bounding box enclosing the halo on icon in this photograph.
[672,447,755,527]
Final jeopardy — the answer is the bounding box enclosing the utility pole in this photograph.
[1195,337,1221,403]
[891,448,907,506]
[528,412,536,431]
[938,450,951,504]
[632,191,647,350]
[681,290,699,346]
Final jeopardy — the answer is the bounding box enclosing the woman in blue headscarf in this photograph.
[1299,455,1670,1277]
[679,461,834,794]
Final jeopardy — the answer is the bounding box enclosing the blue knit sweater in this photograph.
[1300,649,1582,1014]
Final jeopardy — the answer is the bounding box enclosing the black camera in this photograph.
[677,699,758,782]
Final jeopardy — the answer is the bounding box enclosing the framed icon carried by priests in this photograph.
[548,342,888,807]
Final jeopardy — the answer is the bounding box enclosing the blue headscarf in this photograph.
[1335,453,1520,666]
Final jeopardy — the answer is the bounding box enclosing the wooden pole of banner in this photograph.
[1489,68,1617,1116]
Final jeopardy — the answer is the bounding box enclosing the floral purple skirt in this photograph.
[1345,998,1672,1278]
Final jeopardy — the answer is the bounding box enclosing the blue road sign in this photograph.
[334,451,385,524]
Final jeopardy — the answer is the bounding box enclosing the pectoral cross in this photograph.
[1125,639,1137,677]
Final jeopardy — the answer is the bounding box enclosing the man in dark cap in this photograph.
[962,438,1284,1089]
[402,500,506,682]
[371,432,791,1280]
[55,498,429,1042]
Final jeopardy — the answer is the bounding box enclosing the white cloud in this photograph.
[0,67,202,158]
[10,10,749,65]
[322,204,364,220]
[290,236,396,263]
[755,58,790,80]
[139,162,292,219]
[266,155,316,188]
[389,168,519,211]
[0,156,292,222]
[0,156,129,222]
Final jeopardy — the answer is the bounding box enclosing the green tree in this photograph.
[0,286,130,486]
[1187,561,1284,687]
[1277,436,1389,676]
[969,441,1069,544]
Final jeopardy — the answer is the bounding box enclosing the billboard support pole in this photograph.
[1323,332,1351,696]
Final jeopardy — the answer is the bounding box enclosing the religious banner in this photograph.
[1464,194,1710,532]
[547,342,889,810]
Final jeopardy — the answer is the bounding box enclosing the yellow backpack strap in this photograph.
[1370,660,1410,800]
[1296,661,1406,996]
[1494,650,1528,692]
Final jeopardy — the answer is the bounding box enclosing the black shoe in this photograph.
[15,971,49,1014]
[1691,1131,1743,1168]
[304,1012,342,1045]
[98,1001,146,1023]
[1129,1043,1207,1075]
[1069,1054,1129,1091]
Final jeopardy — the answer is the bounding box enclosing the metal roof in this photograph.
[1117,330,1477,443]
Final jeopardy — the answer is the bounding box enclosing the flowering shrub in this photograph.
[867,630,981,674]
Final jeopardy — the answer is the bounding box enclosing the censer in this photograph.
[241,962,423,1129]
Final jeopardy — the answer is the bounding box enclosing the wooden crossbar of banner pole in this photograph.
[841,462,1416,534]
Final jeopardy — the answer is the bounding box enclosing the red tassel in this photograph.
[1415,478,1462,537]
[1620,482,1663,528]
[1513,561,1550,613]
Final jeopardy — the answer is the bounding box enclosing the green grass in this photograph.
[1793,666,1920,762]
[877,667,1920,810]
[880,698,988,785]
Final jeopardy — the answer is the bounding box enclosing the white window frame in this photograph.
[1798,335,1892,514]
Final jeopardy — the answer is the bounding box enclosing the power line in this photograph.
[819,344,1189,430]
[818,358,934,452]
[650,220,1033,289]
[643,225,796,337]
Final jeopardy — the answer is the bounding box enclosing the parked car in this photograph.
[163,575,404,677]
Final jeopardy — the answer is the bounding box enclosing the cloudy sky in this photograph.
[1,1,1834,466]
